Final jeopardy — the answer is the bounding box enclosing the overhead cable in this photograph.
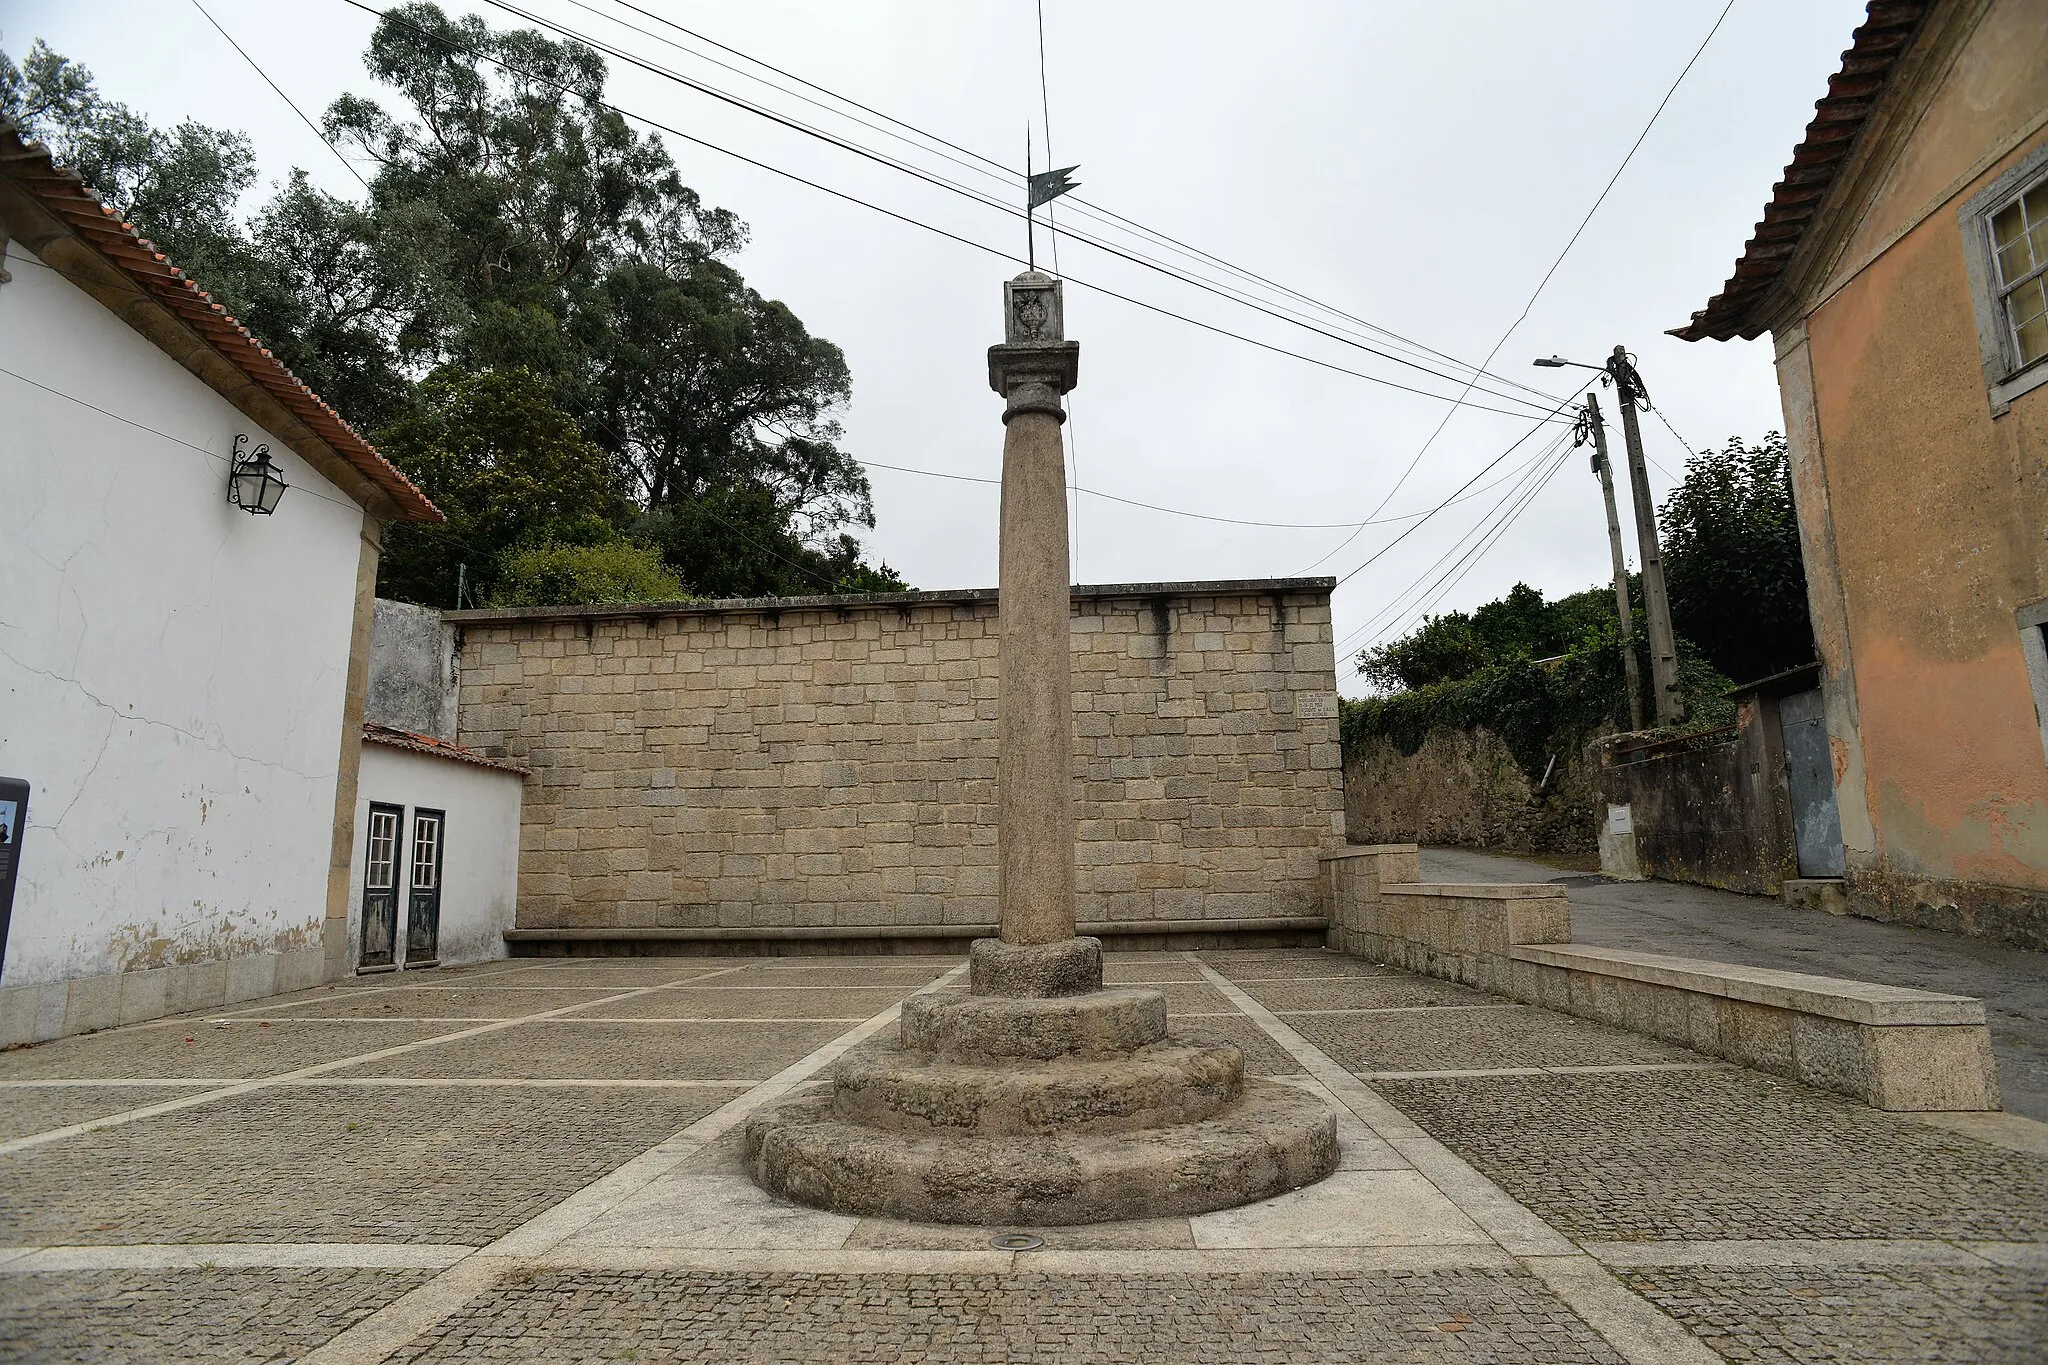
[461,0,1569,420]
[332,0,1570,422]
[1322,0,1738,544]
[575,0,1567,408]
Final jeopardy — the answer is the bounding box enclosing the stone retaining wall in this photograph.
[450,579,1344,937]
[1323,844,1999,1111]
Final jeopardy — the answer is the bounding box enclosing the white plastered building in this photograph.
[0,121,446,1043]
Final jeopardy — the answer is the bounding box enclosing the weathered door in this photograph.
[406,808,445,967]
[360,804,402,969]
[1779,688,1845,878]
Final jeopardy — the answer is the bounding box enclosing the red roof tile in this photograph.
[363,723,529,776]
[1672,2,1932,342]
[0,120,440,522]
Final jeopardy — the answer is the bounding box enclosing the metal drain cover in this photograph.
[990,1233,1045,1251]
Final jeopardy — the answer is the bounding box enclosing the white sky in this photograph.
[5,0,1866,691]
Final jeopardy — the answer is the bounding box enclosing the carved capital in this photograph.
[988,341,1080,423]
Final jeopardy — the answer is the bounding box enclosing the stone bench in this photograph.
[1320,844,2000,1112]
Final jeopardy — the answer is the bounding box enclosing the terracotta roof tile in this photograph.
[363,723,529,776]
[0,120,440,522]
[1672,1,1933,342]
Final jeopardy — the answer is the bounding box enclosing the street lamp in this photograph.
[228,434,289,515]
[1533,346,1681,726]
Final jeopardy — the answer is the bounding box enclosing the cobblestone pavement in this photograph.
[1612,1265,2048,1363]
[0,1268,436,1364]
[1377,1069,2048,1243]
[1419,846,2048,1119]
[0,947,2042,1362]
[389,1269,1629,1364]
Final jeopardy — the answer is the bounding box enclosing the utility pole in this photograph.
[1583,392,1645,732]
[1608,345,1683,725]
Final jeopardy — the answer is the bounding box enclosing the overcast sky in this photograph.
[7,0,1866,691]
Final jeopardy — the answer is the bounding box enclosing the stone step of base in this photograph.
[745,1077,1338,1225]
[832,1040,1244,1136]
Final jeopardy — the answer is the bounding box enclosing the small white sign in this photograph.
[1297,693,1339,720]
[1606,803,1634,836]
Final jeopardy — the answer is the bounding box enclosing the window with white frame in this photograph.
[2020,600,2048,765]
[1989,179,2048,373]
[1962,144,2048,412]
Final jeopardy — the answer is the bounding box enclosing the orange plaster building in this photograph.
[1676,0,2048,948]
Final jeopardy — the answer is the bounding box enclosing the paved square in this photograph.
[1,947,2041,1362]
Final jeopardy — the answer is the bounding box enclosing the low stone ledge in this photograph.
[1382,883,1567,901]
[1323,865,2000,1112]
[1508,944,1986,1027]
[505,916,1327,948]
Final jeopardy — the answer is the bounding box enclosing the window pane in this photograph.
[1999,239,2033,285]
[2013,277,2048,366]
[1993,200,2026,254]
[2024,183,2048,229]
[412,817,440,890]
[2019,312,2048,367]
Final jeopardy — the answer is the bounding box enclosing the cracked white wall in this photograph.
[0,239,365,990]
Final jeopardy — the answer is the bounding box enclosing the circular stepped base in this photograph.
[832,1041,1244,1136]
[745,1075,1337,1225]
[742,937,1340,1225]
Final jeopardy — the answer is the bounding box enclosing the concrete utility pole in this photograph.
[1608,345,1684,725]
[1583,392,1646,732]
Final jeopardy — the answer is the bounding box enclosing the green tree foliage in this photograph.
[375,367,619,606]
[488,539,684,608]
[1,15,902,601]
[1357,581,1626,691]
[1659,432,1814,685]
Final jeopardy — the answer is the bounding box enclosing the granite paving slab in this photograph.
[1205,951,1407,981]
[386,1268,1628,1363]
[0,1086,732,1245]
[0,1267,436,1365]
[326,1019,851,1081]
[1612,1263,2048,1363]
[1290,1006,1703,1074]
[1236,977,1503,1013]
[1375,1070,2048,1242]
[262,987,620,1020]
[0,1020,463,1081]
[593,986,911,1020]
[0,1084,213,1141]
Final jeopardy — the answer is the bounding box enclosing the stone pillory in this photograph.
[743,272,1338,1224]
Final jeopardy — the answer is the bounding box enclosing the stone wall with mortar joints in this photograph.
[450,582,1345,934]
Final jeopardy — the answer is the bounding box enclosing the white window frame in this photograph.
[2019,598,2048,765]
[1960,141,2048,416]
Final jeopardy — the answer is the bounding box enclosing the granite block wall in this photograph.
[449,580,1345,935]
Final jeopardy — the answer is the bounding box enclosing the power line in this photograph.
[1334,429,1575,658]
[1324,392,1582,594]
[187,0,374,194]
[1321,0,1737,543]
[332,0,1571,424]
[463,0,1568,422]
[575,0,1568,411]
[1343,439,1579,666]
[854,451,1555,530]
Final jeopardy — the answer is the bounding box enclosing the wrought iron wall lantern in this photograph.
[227,433,288,515]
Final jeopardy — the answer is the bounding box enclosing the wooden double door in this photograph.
[359,803,445,971]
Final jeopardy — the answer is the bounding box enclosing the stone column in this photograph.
[982,271,1085,988]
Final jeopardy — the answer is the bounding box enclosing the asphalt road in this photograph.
[1419,846,2048,1120]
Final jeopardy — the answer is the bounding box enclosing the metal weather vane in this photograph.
[1024,124,1079,271]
